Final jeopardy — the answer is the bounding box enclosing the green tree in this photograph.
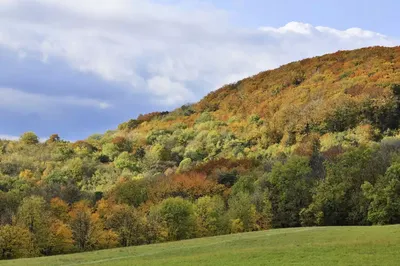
[228,193,257,232]
[178,158,192,172]
[362,162,400,225]
[194,196,227,237]
[266,156,313,228]
[16,196,52,255]
[20,132,39,145]
[64,157,96,188]
[102,143,120,161]
[106,204,144,247]
[0,191,19,225]
[151,197,195,241]
[113,179,148,207]
[301,146,385,226]
[114,152,138,172]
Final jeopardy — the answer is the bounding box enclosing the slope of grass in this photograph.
[2,225,400,266]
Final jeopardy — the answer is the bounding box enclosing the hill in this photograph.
[126,46,400,144]
[1,46,400,260]
[1,225,400,266]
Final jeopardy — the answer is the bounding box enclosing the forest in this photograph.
[1,46,400,259]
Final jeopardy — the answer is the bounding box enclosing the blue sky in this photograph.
[0,0,399,141]
[213,0,399,36]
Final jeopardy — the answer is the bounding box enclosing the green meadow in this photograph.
[2,225,400,266]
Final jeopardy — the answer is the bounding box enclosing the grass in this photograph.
[2,225,400,266]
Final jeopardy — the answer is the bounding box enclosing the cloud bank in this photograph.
[0,134,19,141]
[0,87,110,115]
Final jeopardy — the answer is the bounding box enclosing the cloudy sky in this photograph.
[0,0,399,140]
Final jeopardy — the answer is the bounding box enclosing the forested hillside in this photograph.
[1,46,400,259]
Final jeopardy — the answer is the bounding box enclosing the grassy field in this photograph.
[1,225,400,266]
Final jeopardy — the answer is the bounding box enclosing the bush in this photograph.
[20,132,39,145]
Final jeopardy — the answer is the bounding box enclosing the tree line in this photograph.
[1,134,400,259]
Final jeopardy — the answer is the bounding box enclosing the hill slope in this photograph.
[127,46,400,139]
[2,225,400,266]
[1,46,400,260]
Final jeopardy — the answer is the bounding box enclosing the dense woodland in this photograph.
[1,46,400,259]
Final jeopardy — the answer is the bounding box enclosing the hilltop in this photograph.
[115,46,400,159]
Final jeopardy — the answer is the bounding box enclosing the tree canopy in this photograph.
[1,46,400,260]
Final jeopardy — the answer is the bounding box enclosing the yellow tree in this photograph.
[0,225,33,259]
[50,197,70,223]
[48,220,74,255]
[69,201,117,251]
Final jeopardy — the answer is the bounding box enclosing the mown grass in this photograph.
[2,225,400,266]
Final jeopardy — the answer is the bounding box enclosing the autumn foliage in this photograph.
[2,46,400,260]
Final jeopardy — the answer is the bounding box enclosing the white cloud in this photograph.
[147,76,196,105]
[0,134,48,142]
[0,87,111,115]
[0,134,19,141]
[260,22,317,35]
[0,1,398,107]
[0,0,14,7]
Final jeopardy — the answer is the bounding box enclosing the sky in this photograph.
[0,0,399,141]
